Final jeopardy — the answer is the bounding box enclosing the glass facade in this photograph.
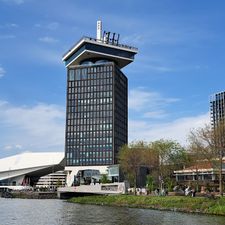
[65,62,127,166]
[210,91,225,127]
[210,91,225,148]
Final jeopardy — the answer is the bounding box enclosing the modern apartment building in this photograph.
[210,91,225,126]
[210,91,225,147]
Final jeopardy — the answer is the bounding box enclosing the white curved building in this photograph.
[0,152,65,186]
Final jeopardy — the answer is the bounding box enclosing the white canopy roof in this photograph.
[0,152,64,172]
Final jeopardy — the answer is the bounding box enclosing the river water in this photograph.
[0,198,224,225]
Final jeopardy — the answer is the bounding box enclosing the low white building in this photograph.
[36,171,66,188]
[65,164,120,187]
[0,152,65,187]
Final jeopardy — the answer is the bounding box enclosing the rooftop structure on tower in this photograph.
[62,20,137,69]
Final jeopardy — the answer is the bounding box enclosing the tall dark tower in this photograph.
[62,21,137,173]
[210,91,225,147]
[210,91,225,127]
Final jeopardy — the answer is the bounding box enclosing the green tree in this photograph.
[118,140,186,193]
[150,139,187,190]
[142,145,159,170]
[118,141,146,194]
[145,175,155,193]
[188,124,224,195]
[101,174,111,184]
[164,177,174,192]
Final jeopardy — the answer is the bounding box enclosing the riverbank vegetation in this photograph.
[118,127,225,194]
[118,140,189,192]
[68,195,225,216]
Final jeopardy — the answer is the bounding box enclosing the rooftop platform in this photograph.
[62,36,138,69]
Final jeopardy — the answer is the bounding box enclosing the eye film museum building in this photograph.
[62,21,137,186]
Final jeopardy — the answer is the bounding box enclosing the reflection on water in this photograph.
[0,198,224,225]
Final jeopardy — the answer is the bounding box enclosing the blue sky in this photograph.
[0,0,225,158]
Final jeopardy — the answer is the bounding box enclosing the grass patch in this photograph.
[68,195,225,216]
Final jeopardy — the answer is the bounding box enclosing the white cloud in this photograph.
[0,100,7,106]
[3,145,13,150]
[146,65,174,72]
[9,23,18,28]
[0,67,6,78]
[15,144,22,149]
[129,112,210,146]
[127,54,177,75]
[0,101,65,153]
[39,36,59,44]
[1,0,25,5]
[121,34,144,46]
[25,46,62,65]
[128,88,179,111]
[46,22,59,30]
[0,34,15,39]
[34,23,41,28]
[143,110,167,119]
[34,22,59,30]
[3,144,22,151]
[0,99,210,155]
[0,23,19,28]
[113,15,211,48]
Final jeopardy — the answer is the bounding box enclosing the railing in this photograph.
[62,36,138,58]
